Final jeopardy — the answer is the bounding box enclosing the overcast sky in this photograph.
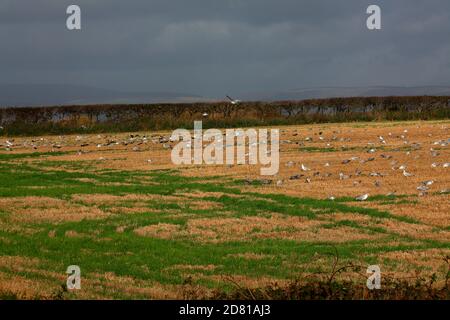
[0,0,449,97]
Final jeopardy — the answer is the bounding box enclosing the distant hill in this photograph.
[2,84,450,107]
[242,86,450,101]
[0,84,213,107]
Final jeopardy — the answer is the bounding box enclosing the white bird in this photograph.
[226,95,241,105]
[301,164,310,171]
[431,150,439,157]
[202,112,208,117]
[285,161,295,168]
[403,170,413,177]
[355,194,369,201]
[339,172,349,180]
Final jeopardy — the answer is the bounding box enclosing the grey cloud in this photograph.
[0,0,449,98]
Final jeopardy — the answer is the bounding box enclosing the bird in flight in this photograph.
[226,95,241,105]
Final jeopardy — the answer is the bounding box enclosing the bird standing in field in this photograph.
[421,180,434,186]
[417,185,429,192]
[355,194,369,201]
[301,163,310,171]
[403,170,413,177]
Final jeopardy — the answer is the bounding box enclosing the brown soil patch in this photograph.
[175,191,244,199]
[226,253,273,260]
[0,256,41,270]
[134,223,181,239]
[71,193,181,205]
[198,274,288,289]
[0,272,57,300]
[381,248,450,272]
[65,230,83,238]
[188,200,223,210]
[375,219,450,241]
[0,197,109,223]
[167,264,217,271]
[87,271,185,299]
[354,195,450,228]
[134,214,381,243]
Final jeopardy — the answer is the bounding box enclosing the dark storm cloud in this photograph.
[0,0,449,97]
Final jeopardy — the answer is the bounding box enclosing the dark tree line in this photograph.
[1,96,449,135]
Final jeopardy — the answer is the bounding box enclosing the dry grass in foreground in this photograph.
[0,120,448,299]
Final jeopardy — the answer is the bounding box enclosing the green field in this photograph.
[0,150,449,299]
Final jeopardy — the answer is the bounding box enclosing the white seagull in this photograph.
[403,170,413,177]
[226,95,241,105]
[421,180,434,186]
[355,194,369,201]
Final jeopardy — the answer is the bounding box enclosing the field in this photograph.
[0,120,449,299]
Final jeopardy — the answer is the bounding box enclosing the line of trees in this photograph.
[1,96,449,136]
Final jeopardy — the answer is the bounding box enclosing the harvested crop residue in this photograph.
[0,197,109,223]
[134,215,381,243]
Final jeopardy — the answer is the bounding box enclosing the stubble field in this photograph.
[0,120,449,299]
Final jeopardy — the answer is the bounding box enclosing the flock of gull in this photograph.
[1,125,449,202]
[246,127,449,201]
